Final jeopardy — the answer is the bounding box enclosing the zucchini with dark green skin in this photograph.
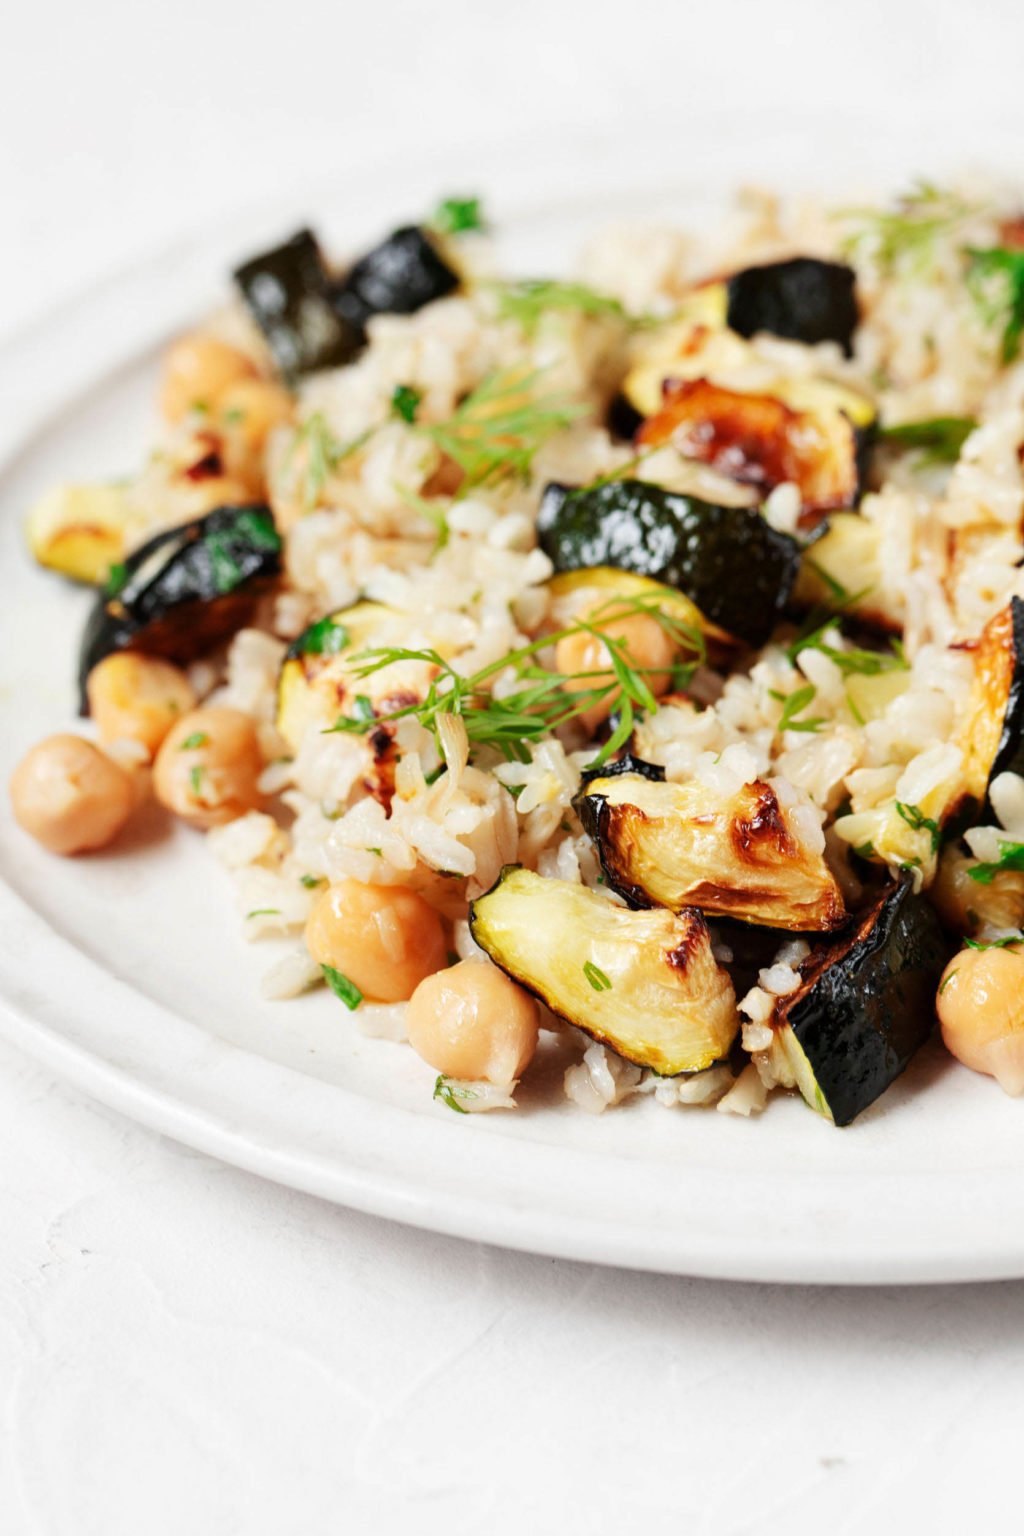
[959,597,1024,806]
[331,226,459,341]
[725,257,860,356]
[537,479,800,648]
[234,229,361,380]
[771,878,948,1126]
[470,867,739,1075]
[78,504,281,707]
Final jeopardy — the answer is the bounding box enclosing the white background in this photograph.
[4,2,1024,1531]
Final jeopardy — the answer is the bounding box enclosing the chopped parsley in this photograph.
[179,731,209,750]
[895,801,942,854]
[967,840,1024,884]
[878,416,977,466]
[299,874,324,889]
[583,960,612,992]
[105,561,128,596]
[391,384,423,424]
[351,694,375,723]
[321,964,363,1010]
[433,1075,479,1113]
[966,246,1024,363]
[431,196,486,236]
[768,682,826,733]
[296,615,350,657]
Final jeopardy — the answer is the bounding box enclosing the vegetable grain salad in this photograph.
[15,183,1024,1125]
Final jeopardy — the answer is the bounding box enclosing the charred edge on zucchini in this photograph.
[575,771,847,931]
[579,753,666,788]
[78,504,281,709]
[470,867,738,1075]
[537,479,801,648]
[725,257,859,356]
[637,379,869,522]
[774,877,948,1126]
[330,226,459,343]
[233,228,361,380]
[959,597,1024,808]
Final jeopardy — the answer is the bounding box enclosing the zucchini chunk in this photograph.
[470,867,739,1075]
[78,504,281,706]
[959,598,1024,805]
[25,482,140,586]
[537,478,800,647]
[725,257,859,355]
[638,378,868,521]
[331,226,459,341]
[770,878,948,1126]
[234,229,360,380]
[791,511,904,632]
[576,771,846,931]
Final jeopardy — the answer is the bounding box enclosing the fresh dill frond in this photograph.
[768,683,826,733]
[966,246,1024,363]
[494,279,627,335]
[838,180,974,272]
[418,366,587,492]
[287,412,375,512]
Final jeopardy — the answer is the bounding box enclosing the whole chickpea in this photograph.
[161,335,258,423]
[216,379,294,483]
[554,597,678,733]
[10,735,136,855]
[406,959,539,1083]
[937,941,1024,1095]
[305,880,447,1003]
[153,706,264,828]
[87,653,196,759]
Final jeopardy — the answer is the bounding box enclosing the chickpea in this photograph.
[407,960,540,1083]
[161,334,258,424]
[10,735,136,855]
[554,599,679,732]
[87,653,196,759]
[153,707,264,828]
[937,941,1024,1095]
[216,379,294,483]
[305,880,447,1003]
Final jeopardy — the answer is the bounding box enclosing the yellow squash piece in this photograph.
[26,483,138,585]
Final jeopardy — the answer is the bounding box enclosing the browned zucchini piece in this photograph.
[576,771,846,931]
[959,598,1024,806]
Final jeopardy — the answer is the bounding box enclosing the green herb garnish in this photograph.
[321,965,363,1010]
[967,840,1024,884]
[966,246,1024,363]
[296,615,350,657]
[432,196,485,236]
[299,874,324,889]
[189,764,204,797]
[418,366,587,492]
[289,413,375,512]
[391,384,423,424]
[246,908,281,919]
[938,969,958,994]
[878,416,977,466]
[838,181,973,271]
[583,960,612,992]
[852,840,876,859]
[495,279,626,335]
[963,933,1023,950]
[433,1075,479,1113]
[179,731,209,750]
[895,801,942,854]
[768,682,826,734]
[787,620,907,678]
[105,561,128,596]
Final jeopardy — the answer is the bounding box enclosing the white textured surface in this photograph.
[5,0,1024,1528]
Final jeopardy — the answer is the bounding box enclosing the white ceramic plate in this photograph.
[3,132,1024,1284]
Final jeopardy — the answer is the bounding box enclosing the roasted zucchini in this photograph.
[234,228,360,380]
[768,878,948,1126]
[959,598,1024,805]
[537,479,801,648]
[576,770,846,930]
[638,378,869,521]
[791,511,905,632]
[470,867,738,1074]
[25,482,140,586]
[331,226,459,341]
[78,504,281,705]
[725,257,859,355]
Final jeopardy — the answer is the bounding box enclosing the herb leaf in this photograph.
[433,1075,478,1113]
[495,279,626,335]
[895,800,942,854]
[321,964,363,1009]
[179,731,209,751]
[963,933,1023,950]
[967,840,1024,885]
[296,615,350,657]
[583,960,612,992]
[418,366,587,492]
[246,908,281,919]
[768,682,826,733]
[391,384,423,424]
[189,764,204,797]
[966,246,1024,363]
[432,196,485,236]
[879,416,977,466]
[838,181,973,271]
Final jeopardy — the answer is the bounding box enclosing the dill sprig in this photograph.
[838,180,974,271]
[494,279,627,335]
[325,592,705,767]
[966,246,1024,363]
[419,366,587,492]
[286,412,375,512]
